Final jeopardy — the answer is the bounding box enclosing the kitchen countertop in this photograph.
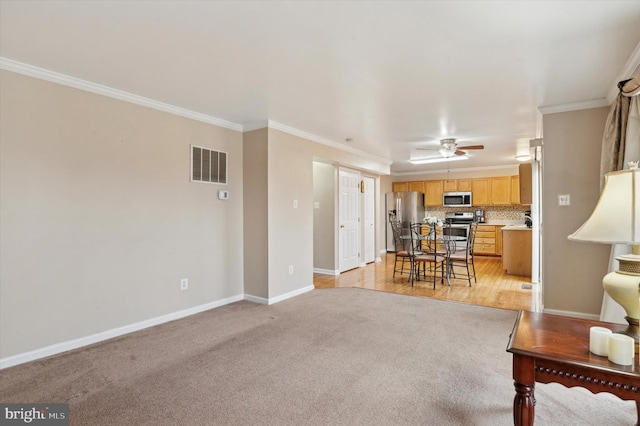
[501,224,532,231]
[482,220,525,226]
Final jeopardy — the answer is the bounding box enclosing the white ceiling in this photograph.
[2,1,640,174]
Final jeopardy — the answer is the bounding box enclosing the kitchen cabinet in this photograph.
[457,179,472,191]
[502,228,532,276]
[392,173,528,207]
[475,224,498,255]
[443,178,472,192]
[510,176,520,205]
[490,176,511,205]
[472,178,491,206]
[519,163,532,205]
[424,180,444,206]
[392,182,408,192]
[443,179,458,192]
[408,181,425,192]
[495,225,504,255]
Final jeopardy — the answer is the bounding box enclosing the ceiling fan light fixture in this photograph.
[439,148,456,158]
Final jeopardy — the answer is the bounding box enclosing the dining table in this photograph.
[400,231,467,285]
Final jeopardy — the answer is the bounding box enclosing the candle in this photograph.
[608,334,635,366]
[589,327,612,356]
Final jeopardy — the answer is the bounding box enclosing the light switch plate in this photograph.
[218,190,229,200]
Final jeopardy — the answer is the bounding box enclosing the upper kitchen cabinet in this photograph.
[424,180,444,206]
[443,179,457,192]
[443,178,472,192]
[392,182,408,192]
[457,179,472,191]
[519,163,532,205]
[472,178,491,206]
[408,181,425,193]
[490,176,511,205]
[510,175,520,204]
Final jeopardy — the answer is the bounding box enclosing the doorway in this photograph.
[338,168,360,272]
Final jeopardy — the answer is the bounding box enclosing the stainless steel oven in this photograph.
[444,212,474,250]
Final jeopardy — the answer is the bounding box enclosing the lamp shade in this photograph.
[568,168,640,244]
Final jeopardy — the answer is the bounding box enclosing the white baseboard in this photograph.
[542,308,599,321]
[0,294,244,370]
[313,268,339,275]
[245,285,315,306]
[243,294,269,304]
[2,285,319,369]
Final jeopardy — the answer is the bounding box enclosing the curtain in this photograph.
[600,73,640,323]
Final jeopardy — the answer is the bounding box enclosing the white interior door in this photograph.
[339,169,360,272]
[363,176,375,264]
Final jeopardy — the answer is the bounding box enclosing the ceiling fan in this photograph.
[416,138,484,158]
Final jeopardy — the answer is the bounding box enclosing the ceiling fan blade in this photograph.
[454,150,466,156]
[457,145,484,150]
[415,147,438,151]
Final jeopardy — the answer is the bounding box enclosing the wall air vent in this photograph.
[191,145,227,184]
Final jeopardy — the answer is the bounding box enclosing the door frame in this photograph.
[362,175,376,265]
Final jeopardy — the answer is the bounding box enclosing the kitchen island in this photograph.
[502,225,532,277]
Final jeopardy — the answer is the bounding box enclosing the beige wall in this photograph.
[267,129,316,297]
[243,129,269,298]
[542,107,611,316]
[246,128,390,293]
[0,70,244,358]
[0,68,391,360]
[313,162,336,270]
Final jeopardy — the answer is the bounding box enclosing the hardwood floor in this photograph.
[314,254,538,312]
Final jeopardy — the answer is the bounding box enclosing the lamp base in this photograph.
[602,270,640,318]
[602,253,640,353]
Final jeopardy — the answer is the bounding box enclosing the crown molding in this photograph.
[538,98,610,115]
[606,39,640,104]
[241,120,392,167]
[0,57,244,132]
[242,120,270,132]
[263,120,394,166]
[0,58,393,168]
[539,40,640,115]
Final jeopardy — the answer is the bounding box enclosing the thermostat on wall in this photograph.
[218,190,229,200]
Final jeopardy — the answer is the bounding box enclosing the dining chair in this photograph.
[408,223,449,288]
[390,220,412,277]
[448,222,478,286]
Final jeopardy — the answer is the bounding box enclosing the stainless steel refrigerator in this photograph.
[385,192,425,252]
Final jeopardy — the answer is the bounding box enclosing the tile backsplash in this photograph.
[425,206,530,222]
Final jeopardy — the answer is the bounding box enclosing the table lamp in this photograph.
[568,162,640,345]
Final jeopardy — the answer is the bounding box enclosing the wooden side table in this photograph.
[506,310,640,425]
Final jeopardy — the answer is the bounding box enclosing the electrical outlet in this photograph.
[558,194,571,206]
[180,278,188,290]
[288,265,294,275]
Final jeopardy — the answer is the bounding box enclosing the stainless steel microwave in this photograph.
[443,191,472,207]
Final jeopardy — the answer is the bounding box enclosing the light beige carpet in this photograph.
[0,288,636,425]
